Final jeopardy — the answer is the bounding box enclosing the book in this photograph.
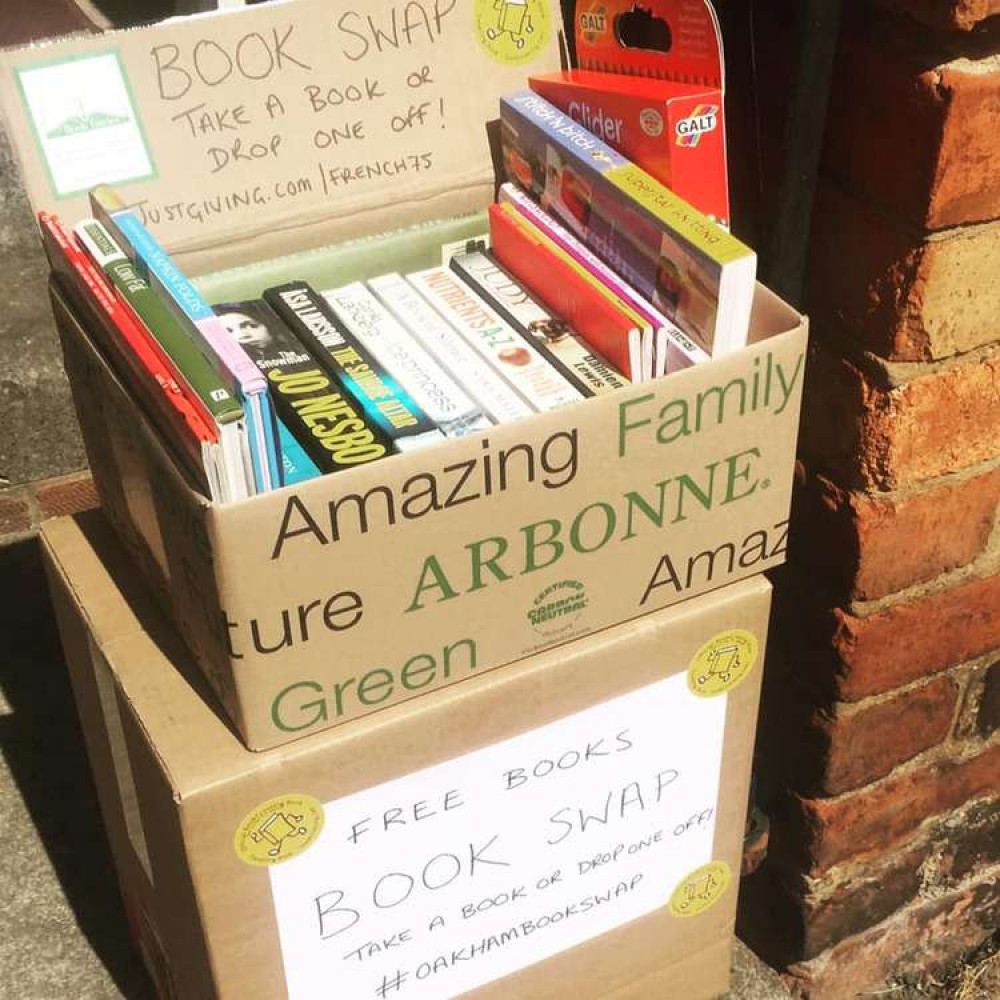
[322,282,491,438]
[488,202,650,381]
[406,267,584,413]
[499,183,709,376]
[367,273,528,425]
[213,298,391,474]
[449,250,630,396]
[90,184,282,493]
[500,89,756,356]
[40,211,223,500]
[276,417,321,486]
[263,281,444,454]
[74,218,251,503]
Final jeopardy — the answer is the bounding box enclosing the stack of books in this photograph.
[41,91,756,507]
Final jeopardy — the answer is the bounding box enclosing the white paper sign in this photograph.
[269,675,726,1000]
[16,51,154,197]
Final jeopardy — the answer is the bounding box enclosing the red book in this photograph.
[39,211,217,491]
[488,202,646,379]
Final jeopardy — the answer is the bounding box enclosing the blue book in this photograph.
[90,184,284,492]
[277,418,321,485]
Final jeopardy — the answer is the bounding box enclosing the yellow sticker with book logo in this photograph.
[687,629,758,698]
[234,794,325,867]
[669,861,731,918]
[475,0,551,66]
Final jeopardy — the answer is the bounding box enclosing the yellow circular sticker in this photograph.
[687,629,758,698]
[669,862,732,918]
[475,0,551,66]
[234,794,325,867]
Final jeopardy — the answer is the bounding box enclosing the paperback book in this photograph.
[322,282,491,438]
[90,184,282,493]
[213,297,390,474]
[499,182,709,376]
[74,218,252,502]
[449,250,629,395]
[406,267,584,413]
[40,211,224,500]
[500,89,756,357]
[263,281,444,454]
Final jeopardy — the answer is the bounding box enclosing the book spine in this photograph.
[323,282,491,438]
[449,251,629,396]
[367,274,527,426]
[40,212,217,497]
[488,202,642,380]
[102,206,268,394]
[501,90,750,265]
[406,268,583,413]
[212,299,390,474]
[263,281,444,454]
[74,219,244,429]
[276,416,321,485]
[500,184,709,370]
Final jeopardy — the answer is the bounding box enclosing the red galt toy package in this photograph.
[530,0,730,227]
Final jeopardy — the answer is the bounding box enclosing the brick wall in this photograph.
[740,3,1000,996]
[0,472,99,545]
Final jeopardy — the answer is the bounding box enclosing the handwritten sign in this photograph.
[268,674,726,999]
[1,0,562,264]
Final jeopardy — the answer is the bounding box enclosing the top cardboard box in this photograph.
[1,0,807,750]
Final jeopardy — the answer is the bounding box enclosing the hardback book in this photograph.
[213,297,391,475]
[90,184,282,493]
[500,89,756,357]
[406,266,584,413]
[40,212,223,500]
[74,218,252,503]
[263,281,444,454]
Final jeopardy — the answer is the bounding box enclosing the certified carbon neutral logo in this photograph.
[527,579,588,636]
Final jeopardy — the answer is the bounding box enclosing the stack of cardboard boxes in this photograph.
[1,1,807,996]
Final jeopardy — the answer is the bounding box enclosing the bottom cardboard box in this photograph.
[42,511,771,1000]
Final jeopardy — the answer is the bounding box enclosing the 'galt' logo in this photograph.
[675,104,719,148]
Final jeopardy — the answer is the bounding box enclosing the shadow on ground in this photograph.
[0,536,152,999]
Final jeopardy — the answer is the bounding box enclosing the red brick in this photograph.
[873,0,1000,31]
[807,184,1000,362]
[813,676,959,795]
[785,741,1000,872]
[823,10,1000,228]
[792,466,1000,602]
[979,660,1000,736]
[739,798,1000,964]
[0,490,33,538]
[800,342,1000,491]
[784,870,1000,998]
[830,575,1000,700]
[34,472,98,519]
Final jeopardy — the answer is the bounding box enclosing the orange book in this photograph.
[488,202,648,380]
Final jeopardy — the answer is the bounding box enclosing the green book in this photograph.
[74,219,244,429]
[74,218,252,502]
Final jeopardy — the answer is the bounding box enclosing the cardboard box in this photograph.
[43,510,772,1000]
[2,0,807,749]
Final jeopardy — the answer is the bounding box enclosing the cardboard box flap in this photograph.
[0,0,564,273]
